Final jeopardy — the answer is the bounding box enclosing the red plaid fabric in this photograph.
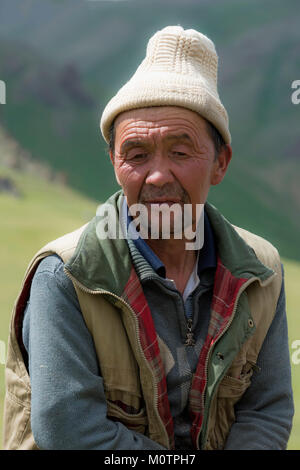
[189,257,248,447]
[122,267,175,449]
[122,258,248,449]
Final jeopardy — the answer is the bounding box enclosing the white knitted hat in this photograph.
[100,25,231,144]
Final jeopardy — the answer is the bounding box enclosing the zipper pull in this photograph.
[185,318,195,346]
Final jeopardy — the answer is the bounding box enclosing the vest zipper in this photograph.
[196,273,276,450]
[63,266,170,448]
[144,274,195,347]
[185,318,195,346]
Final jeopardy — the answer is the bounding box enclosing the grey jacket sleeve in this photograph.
[22,254,165,450]
[224,265,294,450]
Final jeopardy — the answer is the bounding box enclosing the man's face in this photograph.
[110,106,231,235]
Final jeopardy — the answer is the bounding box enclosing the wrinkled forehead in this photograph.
[114,105,208,137]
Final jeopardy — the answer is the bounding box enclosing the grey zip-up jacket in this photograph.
[2,193,294,449]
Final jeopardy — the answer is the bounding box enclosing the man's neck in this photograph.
[145,238,197,295]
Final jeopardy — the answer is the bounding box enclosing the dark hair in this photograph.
[108,121,115,156]
[205,120,226,160]
[108,115,225,159]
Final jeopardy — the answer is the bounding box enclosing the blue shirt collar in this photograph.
[125,202,217,278]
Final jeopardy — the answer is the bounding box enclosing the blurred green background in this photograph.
[0,0,299,449]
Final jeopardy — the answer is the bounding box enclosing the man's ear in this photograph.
[210,144,232,186]
[109,150,114,166]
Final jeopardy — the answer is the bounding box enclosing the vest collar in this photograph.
[204,202,274,283]
[64,191,274,295]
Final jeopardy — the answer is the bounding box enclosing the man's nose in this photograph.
[144,153,174,187]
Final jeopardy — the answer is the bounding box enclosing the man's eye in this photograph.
[129,153,148,160]
[172,151,187,157]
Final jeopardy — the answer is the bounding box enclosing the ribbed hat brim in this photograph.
[101,74,230,144]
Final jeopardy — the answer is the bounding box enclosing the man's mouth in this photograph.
[138,182,190,206]
[142,199,182,204]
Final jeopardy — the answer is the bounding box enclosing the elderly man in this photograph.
[3,26,294,450]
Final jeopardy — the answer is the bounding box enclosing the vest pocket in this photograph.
[218,371,253,398]
[3,391,38,450]
[106,399,148,435]
[206,360,255,449]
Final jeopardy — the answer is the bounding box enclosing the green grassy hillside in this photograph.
[0,0,300,261]
[0,165,98,448]
[0,164,299,449]
[285,259,300,450]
